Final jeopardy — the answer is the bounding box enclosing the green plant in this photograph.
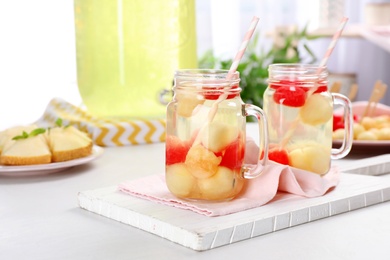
[198,24,319,108]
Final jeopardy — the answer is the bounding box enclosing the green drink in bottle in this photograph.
[74,0,197,118]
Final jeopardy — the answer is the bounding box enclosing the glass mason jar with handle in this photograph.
[263,64,353,175]
[165,69,269,201]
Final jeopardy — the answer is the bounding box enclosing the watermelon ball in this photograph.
[219,139,245,170]
[313,85,328,94]
[203,85,239,100]
[333,114,344,131]
[273,86,306,107]
[268,148,289,165]
[333,113,359,131]
[165,135,190,165]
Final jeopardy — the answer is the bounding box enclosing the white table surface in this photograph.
[1,124,390,260]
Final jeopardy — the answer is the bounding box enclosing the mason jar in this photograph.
[165,69,269,201]
[263,64,353,175]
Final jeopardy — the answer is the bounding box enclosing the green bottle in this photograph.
[74,0,197,119]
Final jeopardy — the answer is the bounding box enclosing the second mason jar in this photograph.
[263,64,353,175]
[165,69,269,201]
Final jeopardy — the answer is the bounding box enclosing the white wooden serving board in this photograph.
[335,154,390,176]
[78,158,390,251]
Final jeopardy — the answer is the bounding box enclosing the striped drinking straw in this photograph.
[227,16,260,80]
[206,16,260,123]
[308,16,349,96]
[281,16,349,148]
[319,16,349,69]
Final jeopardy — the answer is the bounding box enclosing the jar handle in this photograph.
[331,93,353,159]
[242,104,269,178]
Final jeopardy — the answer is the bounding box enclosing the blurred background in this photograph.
[1,0,390,129]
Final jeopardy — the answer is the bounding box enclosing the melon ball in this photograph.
[176,93,205,117]
[377,122,390,129]
[197,166,238,200]
[332,128,344,140]
[353,123,365,139]
[360,117,376,130]
[289,145,330,175]
[185,144,222,179]
[374,115,390,125]
[300,94,333,126]
[356,131,378,140]
[201,121,238,153]
[166,163,196,197]
[288,148,307,170]
[377,128,390,140]
[369,128,380,137]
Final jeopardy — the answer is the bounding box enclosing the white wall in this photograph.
[0,0,80,129]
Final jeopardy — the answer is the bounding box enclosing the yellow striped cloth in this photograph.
[36,98,166,146]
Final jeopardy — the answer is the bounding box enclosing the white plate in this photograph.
[0,145,104,177]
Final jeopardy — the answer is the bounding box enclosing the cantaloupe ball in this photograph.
[360,117,376,130]
[201,121,238,153]
[377,128,390,140]
[185,144,222,179]
[197,166,237,200]
[288,148,307,170]
[176,93,205,117]
[332,128,345,140]
[166,163,196,197]
[299,94,333,126]
[353,123,365,139]
[289,145,330,175]
[369,128,380,136]
[356,131,378,140]
[374,115,390,125]
[377,122,390,129]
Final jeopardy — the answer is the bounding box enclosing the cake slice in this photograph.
[0,127,51,165]
[0,125,41,154]
[48,126,93,162]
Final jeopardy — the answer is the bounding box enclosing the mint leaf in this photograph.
[12,131,29,140]
[29,128,46,137]
[12,128,46,140]
[55,118,63,127]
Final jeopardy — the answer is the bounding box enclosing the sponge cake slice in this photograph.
[48,126,92,162]
[0,133,51,165]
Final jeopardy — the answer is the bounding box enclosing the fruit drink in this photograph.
[74,0,197,118]
[263,64,352,175]
[166,70,268,201]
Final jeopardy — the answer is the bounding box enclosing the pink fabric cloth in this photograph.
[118,137,340,216]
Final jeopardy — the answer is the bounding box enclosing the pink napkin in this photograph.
[118,138,340,217]
[119,164,339,217]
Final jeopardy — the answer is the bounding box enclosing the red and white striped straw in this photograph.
[307,16,349,95]
[318,16,349,69]
[202,16,260,125]
[227,16,260,79]
[282,17,349,147]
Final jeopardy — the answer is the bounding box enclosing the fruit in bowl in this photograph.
[332,101,390,141]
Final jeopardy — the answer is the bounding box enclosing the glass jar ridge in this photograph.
[173,69,241,97]
[268,64,328,89]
